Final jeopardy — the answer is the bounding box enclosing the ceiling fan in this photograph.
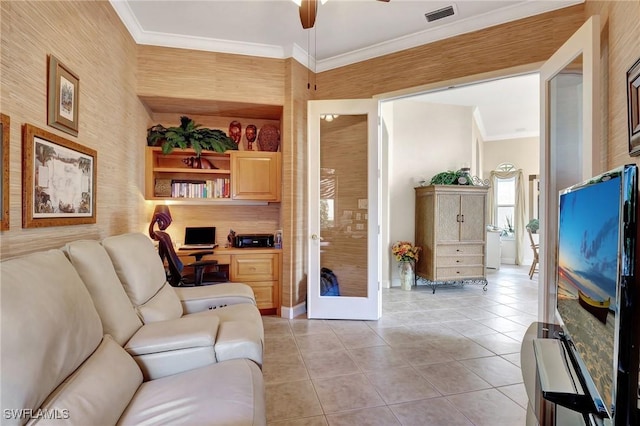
[296,0,390,29]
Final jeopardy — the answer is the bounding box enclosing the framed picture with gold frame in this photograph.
[1,113,9,230]
[47,55,79,137]
[627,57,640,156]
[22,124,96,228]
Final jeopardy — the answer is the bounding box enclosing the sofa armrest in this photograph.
[125,316,219,380]
[174,283,257,314]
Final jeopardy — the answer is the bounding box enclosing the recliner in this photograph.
[63,234,263,379]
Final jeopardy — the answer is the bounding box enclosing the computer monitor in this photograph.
[184,227,216,246]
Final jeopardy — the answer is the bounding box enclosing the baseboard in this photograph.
[281,301,306,319]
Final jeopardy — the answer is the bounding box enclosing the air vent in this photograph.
[425,5,455,22]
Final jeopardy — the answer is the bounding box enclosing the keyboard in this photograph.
[179,244,217,250]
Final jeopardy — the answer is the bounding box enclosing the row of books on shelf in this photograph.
[170,178,231,199]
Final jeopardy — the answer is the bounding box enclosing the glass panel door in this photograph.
[308,99,380,320]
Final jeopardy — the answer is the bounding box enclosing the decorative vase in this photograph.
[399,261,414,291]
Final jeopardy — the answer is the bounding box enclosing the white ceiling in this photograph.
[110,0,578,141]
[407,73,540,141]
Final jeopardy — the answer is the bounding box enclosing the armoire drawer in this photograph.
[436,266,485,280]
[436,255,484,267]
[437,244,484,256]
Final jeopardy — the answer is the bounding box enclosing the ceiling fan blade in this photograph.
[299,0,317,29]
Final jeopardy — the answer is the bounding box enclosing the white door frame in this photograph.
[307,99,381,320]
[539,16,601,324]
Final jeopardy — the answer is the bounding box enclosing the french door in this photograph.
[539,16,601,323]
[307,99,381,320]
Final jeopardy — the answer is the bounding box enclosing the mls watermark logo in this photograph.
[4,409,70,420]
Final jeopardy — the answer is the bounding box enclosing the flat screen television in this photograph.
[554,164,639,425]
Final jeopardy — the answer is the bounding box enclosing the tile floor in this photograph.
[263,265,539,425]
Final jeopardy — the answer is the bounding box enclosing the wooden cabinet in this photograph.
[230,252,280,314]
[231,151,281,201]
[177,248,281,315]
[415,185,488,285]
[145,148,281,203]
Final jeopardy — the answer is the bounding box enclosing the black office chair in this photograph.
[155,231,228,286]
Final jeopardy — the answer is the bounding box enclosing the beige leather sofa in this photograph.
[1,248,266,426]
[63,233,263,379]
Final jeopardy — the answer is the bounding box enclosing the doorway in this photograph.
[380,73,540,288]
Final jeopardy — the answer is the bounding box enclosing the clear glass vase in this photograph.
[399,261,414,291]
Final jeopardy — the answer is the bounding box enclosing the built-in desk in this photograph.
[178,247,281,315]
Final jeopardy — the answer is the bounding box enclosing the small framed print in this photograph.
[627,57,640,156]
[47,55,79,137]
[22,124,96,228]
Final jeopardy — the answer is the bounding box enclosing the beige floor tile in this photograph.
[263,265,537,424]
[470,332,522,355]
[268,416,328,426]
[264,320,293,337]
[265,335,299,356]
[430,336,495,360]
[497,382,529,409]
[295,333,345,354]
[392,344,455,366]
[415,361,492,395]
[302,349,360,379]
[335,329,388,349]
[389,397,474,426]
[348,345,410,371]
[460,355,523,387]
[325,406,401,426]
[291,319,333,336]
[500,352,522,367]
[364,366,441,404]
[266,380,324,422]
[479,316,526,333]
[446,388,527,426]
[312,373,386,413]
[324,319,370,334]
[263,353,310,384]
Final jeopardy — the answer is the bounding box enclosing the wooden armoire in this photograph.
[414,185,489,284]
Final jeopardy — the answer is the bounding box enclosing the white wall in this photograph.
[386,100,474,286]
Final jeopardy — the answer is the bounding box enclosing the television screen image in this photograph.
[556,174,621,415]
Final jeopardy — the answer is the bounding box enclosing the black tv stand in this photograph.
[521,322,608,426]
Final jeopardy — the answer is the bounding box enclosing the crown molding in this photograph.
[110,0,582,72]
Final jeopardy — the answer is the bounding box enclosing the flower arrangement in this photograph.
[392,241,421,262]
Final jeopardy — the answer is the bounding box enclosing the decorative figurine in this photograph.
[245,124,257,151]
[227,229,236,248]
[182,156,215,169]
[229,121,242,145]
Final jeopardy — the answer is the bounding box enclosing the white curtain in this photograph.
[488,169,526,265]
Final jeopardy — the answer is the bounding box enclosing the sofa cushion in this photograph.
[62,240,143,346]
[0,250,103,424]
[136,282,183,323]
[102,233,183,323]
[118,359,266,426]
[39,335,142,425]
[124,315,219,380]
